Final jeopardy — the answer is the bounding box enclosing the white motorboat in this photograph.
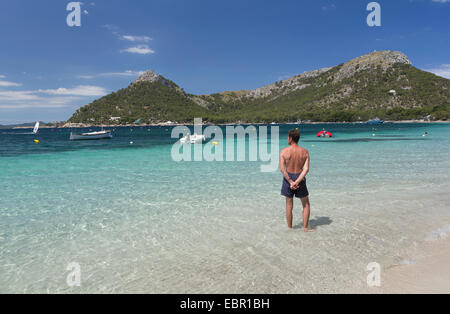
[70,130,113,141]
[190,134,206,144]
[179,133,206,144]
[180,134,191,144]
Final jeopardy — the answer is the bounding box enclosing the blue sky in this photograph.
[0,0,449,124]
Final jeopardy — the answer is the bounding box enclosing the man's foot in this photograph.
[302,227,315,233]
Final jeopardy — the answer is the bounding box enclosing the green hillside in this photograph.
[204,63,450,123]
[68,79,209,124]
[67,51,450,124]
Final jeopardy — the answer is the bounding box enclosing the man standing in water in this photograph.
[280,130,313,232]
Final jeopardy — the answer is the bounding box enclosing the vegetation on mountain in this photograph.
[69,80,208,124]
[68,51,450,124]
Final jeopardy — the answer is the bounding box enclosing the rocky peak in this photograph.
[134,70,160,83]
[334,50,411,82]
[131,70,174,88]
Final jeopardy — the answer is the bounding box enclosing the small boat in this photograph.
[180,133,206,144]
[33,121,40,134]
[366,118,385,125]
[190,134,206,144]
[180,134,190,144]
[317,131,333,138]
[70,130,113,141]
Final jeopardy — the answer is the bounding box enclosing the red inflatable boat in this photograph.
[317,131,333,138]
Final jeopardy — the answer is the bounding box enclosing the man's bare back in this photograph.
[281,145,309,174]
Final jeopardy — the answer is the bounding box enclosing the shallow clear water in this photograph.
[0,123,449,293]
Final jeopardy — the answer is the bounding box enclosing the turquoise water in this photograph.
[0,123,449,293]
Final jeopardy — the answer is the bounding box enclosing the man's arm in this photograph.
[280,150,294,184]
[294,151,310,186]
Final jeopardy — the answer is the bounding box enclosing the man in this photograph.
[280,130,313,232]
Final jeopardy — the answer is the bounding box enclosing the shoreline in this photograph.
[9,120,450,129]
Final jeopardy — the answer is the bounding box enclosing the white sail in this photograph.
[33,121,40,134]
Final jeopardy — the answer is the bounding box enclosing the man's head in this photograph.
[288,129,300,145]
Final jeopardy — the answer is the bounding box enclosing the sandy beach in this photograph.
[357,229,450,294]
[381,237,450,294]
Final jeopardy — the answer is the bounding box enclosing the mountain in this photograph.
[67,51,450,124]
[68,72,209,125]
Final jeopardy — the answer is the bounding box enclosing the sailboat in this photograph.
[33,121,40,134]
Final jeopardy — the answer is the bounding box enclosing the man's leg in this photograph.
[301,196,314,232]
[286,197,294,229]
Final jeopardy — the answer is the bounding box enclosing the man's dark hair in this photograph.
[289,130,300,143]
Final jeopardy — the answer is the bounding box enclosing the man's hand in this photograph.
[290,181,299,190]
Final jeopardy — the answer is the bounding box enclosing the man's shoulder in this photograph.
[280,147,292,157]
[298,146,309,155]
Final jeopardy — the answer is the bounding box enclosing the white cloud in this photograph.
[37,85,108,97]
[0,90,38,101]
[121,35,152,42]
[121,45,155,55]
[432,0,450,3]
[77,70,144,79]
[0,74,22,87]
[0,85,108,109]
[0,97,78,109]
[426,64,450,79]
[0,80,22,87]
[102,24,155,54]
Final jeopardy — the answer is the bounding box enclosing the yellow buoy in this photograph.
[213,141,219,146]
[34,139,39,144]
